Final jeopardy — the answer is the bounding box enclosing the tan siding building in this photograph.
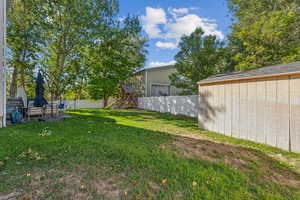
[132,65,182,97]
[198,62,300,153]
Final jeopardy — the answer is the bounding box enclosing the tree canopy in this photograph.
[7,0,300,99]
[7,0,146,101]
[170,28,230,94]
[228,0,300,70]
[170,0,300,94]
[87,16,147,105]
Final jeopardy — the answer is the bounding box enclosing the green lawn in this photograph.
[0,109,299,200]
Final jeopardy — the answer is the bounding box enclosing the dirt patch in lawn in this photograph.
[91,176,124,199]
[170,136,300,189]
[22,167,127,200]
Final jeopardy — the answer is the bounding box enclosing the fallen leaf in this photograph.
[192,181,197,186]
[20,194,32,200]
[161,179,168,184]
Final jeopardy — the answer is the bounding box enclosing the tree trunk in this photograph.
[10,67,18,98]
[50,92,54,117]
[103,96,108,108]
[20,68,26,89]
[20,48,27,90]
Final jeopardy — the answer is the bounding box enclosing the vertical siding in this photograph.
[276,77,290,150]
[231,81,240,138]
[219,84,225,134]
[247,80,257,141]
[216,84,221,133]
[206,85,213,131]
[265,78,277,147]
[256,80,266,144]
[211,85,217,132]
[198,74,300,153]
[290,75,300,153]
[239,81,248,139]
[224,83,232,136]
[198,86,204,129]
[199,85,211,130]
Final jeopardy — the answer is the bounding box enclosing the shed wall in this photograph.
[199,75,300,153]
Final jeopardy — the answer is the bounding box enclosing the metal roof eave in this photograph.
[198,70,300,86]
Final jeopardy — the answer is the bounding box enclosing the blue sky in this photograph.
[118,0,232,68]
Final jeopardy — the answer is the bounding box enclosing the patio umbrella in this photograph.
[34,71,48,107]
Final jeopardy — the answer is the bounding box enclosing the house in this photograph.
[0,0,7,128]
[130,65,182,97]
[198,61,300,153]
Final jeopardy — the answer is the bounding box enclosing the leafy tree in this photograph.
[87,16,147,106]
[40,0,118,102]
[170,28,229,95]
[7,0,43,98]
[64,50,89,101]
[7,0,145,104]
[228,0,300,70]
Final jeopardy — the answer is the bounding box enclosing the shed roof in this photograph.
[198,62,300,85]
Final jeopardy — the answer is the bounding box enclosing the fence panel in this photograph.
[138,95,198,118]
[53,99,114,110]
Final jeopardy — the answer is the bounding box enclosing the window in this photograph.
[150,84,171,97]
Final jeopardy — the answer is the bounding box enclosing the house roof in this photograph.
[198,62,300,85]
[135,65,175,74]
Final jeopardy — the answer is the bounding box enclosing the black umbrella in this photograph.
[34,71,48,107]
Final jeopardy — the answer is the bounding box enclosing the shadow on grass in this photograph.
[68,110,300,190]
[69,109,300,159]
[70,108,198,129]
[1,109,299,199]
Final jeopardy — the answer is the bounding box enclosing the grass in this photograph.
[0,109,299,200]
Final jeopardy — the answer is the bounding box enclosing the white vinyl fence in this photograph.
[53,99,115,110]
[138,95,198,117]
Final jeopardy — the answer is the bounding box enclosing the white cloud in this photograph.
[172,8,189,14]
[149,61,176,68]
[141,7,167,38]
[166,14,224,41]
[142,7,224,43]
[155,41,177,49]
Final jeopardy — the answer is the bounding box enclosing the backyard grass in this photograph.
[0,109,299,200]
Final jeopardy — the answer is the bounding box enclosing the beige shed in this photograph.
[198,62,300,153]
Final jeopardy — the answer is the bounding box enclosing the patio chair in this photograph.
[26,106,44,120]
[44,104,59,117]
[6,98,25,120]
